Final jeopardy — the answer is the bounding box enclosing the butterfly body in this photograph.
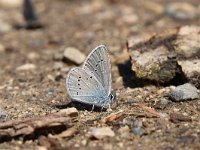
[66,45,113,108]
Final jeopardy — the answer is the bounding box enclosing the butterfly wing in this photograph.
[66,67,108,106]
[82,45,112,96]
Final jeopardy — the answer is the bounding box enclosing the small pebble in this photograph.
[29,38,43,48]
[0,21,12,33]
[169,83,199,101]
[27,52,39,60]
[118,126,130,138]
[89,127,115,139]
[53,62,63,70]
[119,13,138,25]
[54,73,63,81]
[63,47,86,65]
[0,0,22,8]
[131,120,143,135]
[155,98,170,109]
[16,63,36,71]
[123,118,143,135]
[0,108,7,119]
[43,88,54,95]
[0,43,5,53]
[59,107,78,117]
[165,2,197,20]
[61,67,70,73]
[53,52,63,61]
[170,113,192,123]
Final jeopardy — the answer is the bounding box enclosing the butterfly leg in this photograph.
[91,104,95,112]
[107,104,112,112]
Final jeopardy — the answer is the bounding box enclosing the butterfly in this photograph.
[66,45,114,109]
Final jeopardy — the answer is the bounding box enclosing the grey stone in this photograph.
[165,2,197,20]
[155,98,170,109]
[123,117,144,135]
[0,108,7,119]
[169,83,199,101]
[43,88,54,95]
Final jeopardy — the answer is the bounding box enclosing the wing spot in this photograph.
[78,83,80,86]
[95,69,97,72]
[79,76,81,78]
[79,88,81,90]
[77,92,78,95]
[90,76,92,79]
[78,79,80,82]
[101,60,103,62]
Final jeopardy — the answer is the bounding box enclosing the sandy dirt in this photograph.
[0,0,199,150]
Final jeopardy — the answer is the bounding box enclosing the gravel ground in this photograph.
[0,0,199,150]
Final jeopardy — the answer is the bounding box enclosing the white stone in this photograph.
[16,63,36,71]
[63,47,86,65]
[89,127,115,139]
[0,0,22,8]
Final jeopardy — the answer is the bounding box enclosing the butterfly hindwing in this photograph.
[66,67,108,106]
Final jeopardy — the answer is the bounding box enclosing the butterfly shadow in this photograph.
[54,101,107,112]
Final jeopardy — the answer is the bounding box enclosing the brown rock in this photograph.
[178,60,200,87]
[170,113,192,123]
[128,28,182,83]
[128,26,200,85]
[174,26,200,58]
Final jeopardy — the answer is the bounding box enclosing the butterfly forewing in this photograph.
[82,45,111,96]
[66,67,107,106]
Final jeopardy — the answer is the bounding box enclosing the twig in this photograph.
[102,103,162,123]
